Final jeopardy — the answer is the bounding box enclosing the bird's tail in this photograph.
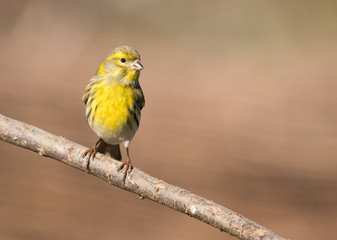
[97,141,121,161]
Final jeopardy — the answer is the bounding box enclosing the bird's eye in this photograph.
[120,58,126,63]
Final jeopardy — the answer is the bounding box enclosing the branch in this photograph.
[0,114,286,240]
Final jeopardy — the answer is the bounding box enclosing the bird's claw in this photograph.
[118,160,132,183]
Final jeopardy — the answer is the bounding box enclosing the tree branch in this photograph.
[0,114,286,240]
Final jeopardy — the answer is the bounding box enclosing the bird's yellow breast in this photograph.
[87,80,140,144]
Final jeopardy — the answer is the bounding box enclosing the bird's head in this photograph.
[97,45,143,84]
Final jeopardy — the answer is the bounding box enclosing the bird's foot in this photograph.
[118,158,133,183]
[82,139,101,172]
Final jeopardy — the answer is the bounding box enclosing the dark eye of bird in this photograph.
[121,58,126,63]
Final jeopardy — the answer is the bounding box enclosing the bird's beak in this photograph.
[130,60,144,71]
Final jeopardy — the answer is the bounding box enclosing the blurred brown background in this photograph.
[1,1,337,239]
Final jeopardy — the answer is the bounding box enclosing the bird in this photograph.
[82,45,145,182]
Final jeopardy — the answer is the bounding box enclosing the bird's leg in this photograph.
[83,138,102,172]
[118,146,133,182]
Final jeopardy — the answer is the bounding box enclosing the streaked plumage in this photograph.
[82,46,145,181]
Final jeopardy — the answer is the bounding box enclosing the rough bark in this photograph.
[0,114,286,240]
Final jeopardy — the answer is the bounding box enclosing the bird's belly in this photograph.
[92,120,135,145]
[87,90,140,145]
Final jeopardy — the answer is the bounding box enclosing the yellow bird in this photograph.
[82,46,145,181]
